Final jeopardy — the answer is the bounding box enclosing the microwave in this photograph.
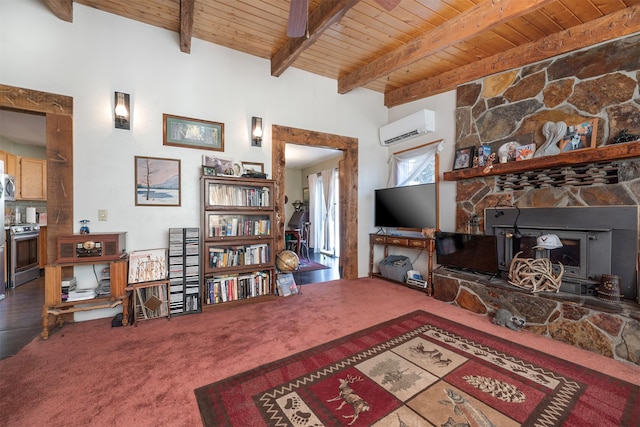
[3,174,15,201]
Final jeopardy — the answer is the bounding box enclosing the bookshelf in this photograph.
[168,228,201,315]
[201,176,276,308]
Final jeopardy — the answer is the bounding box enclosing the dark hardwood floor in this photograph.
[294,252,340,287]
[0,253,339,361]
[0,274,44,360]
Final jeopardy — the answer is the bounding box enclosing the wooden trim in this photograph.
[385,4,640,107]
[44,0,73,23]
[443,142,640,181]
[179,0,194,53]
[272,125,359,279]
[271,0,359,77]
[393,138,443,156]
[0,84,74,265]
[339,0,557,94]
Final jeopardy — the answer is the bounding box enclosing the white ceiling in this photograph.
[0,109,342,169]
[0,109,46,146]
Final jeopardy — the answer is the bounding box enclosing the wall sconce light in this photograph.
[114,91,130,130]
[251,116,263,147]
[292,200,303,211]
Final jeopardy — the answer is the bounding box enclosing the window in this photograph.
[387,139,443,187]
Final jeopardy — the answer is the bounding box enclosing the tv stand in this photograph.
[369,233,434,295]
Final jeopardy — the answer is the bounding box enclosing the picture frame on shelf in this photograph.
[559,118,598,152]
[135,156,181,206]
[203,154,236,176]
[163,113,224,152]
[128,248,168,284]
[516,143,536,161]
[202,166,217,176]
[453,147,473,170]
[241,161,264,174]
[476,145,491,167]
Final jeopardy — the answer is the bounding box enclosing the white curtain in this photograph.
[321,168,336,252]
[386,140,444,187]
[307,173,320,250]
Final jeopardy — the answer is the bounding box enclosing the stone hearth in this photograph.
[432,269,640,366]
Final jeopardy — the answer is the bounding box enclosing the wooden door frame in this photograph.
[272,125,358,279]
[0,84,74,264]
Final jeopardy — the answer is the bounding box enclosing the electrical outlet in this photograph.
[98,209,108,221]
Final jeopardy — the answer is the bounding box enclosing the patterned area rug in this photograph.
[194,310,639,426]
[297,260,330,272]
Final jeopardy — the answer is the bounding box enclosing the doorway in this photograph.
[272,125,358,279]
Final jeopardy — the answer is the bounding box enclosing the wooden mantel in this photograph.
[444,142,640,181]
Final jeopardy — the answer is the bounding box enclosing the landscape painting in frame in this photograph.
[135,156,181,206]
[163,114,224,151]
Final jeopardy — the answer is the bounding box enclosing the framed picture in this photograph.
[476,145,491,167]
[163,113,224,151]
[453,147,473,170]
[202,166,217,176]
[303,187,310,205]
[559,118,597,152]
[128,248,168,284]
[241,161,264,174]
[203,154,237,176]
[135,156,181,206]
[516,143,536,161]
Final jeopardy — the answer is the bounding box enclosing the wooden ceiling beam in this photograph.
[338,0,557,94]
[44,0,73,23]
[180,0,195,53]
[271,0,360,77]
[384,4,640,107]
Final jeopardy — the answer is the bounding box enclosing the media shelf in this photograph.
[168,227,201,315]
[368,233,435,295]
[201,176,276,309]
[42,258,129,339]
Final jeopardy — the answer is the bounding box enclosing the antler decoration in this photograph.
[508,252,564,293]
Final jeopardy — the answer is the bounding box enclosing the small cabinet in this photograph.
[18,157,46,200]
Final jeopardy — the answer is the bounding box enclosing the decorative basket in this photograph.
[597,274,622,303]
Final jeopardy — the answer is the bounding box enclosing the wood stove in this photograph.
[485,206,638,302]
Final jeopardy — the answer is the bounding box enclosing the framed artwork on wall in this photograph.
[559,118,598,153]
[135,156,181,206]
[163,113,224,151]
[453,147,473,170]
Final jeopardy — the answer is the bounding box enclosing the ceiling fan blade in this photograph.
[375,0,401,11]
[287,0,309,38]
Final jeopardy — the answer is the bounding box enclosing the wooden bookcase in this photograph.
[201,176,276,308]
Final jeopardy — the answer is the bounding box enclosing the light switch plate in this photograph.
[98,209,108,221]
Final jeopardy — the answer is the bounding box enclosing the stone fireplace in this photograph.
[485,206,638,302]
[437,34,640,366]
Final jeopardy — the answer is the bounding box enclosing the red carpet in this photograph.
[195,310,640,426]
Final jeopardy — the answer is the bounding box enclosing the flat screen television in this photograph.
[374,183,437,229]
[435,232,499,275]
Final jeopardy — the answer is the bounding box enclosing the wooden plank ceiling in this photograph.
[48,0,640,107]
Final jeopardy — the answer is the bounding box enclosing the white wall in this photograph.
[1,0,392,281]
[381,91,458,277]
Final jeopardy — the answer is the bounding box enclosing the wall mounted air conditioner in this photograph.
[379,109,436,146]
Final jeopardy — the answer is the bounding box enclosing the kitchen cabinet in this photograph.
[18,157,46,200]
[0,151,17,176]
